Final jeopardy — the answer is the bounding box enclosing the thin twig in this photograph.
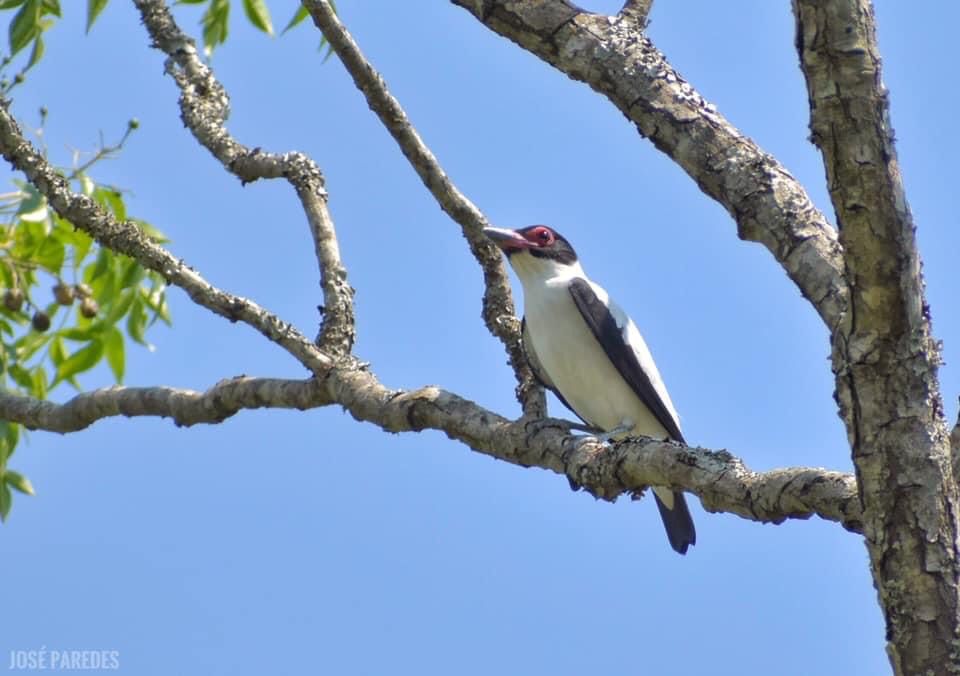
[67,121,137,180]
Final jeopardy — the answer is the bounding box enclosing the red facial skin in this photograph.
[489,225,556,252]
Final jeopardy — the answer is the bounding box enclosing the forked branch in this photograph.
[134,0,355,357]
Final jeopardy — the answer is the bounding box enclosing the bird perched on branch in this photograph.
[485,224,696,554]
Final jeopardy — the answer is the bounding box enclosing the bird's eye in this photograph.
[534,227,553,244]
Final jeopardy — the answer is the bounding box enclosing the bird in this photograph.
[484,224,696,554]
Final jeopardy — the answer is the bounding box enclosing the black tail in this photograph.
[653,489,696,555]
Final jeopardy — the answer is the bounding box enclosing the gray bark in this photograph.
[793,2,959,672]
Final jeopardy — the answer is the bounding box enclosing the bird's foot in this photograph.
[588,420,636,445]
[522,417,593,438]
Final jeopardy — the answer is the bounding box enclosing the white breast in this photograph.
[521,272,678,439]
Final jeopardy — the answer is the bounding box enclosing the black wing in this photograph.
[521,317,583,422]
[568,278,685,444]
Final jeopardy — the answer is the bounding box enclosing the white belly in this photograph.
[523,284,670,439]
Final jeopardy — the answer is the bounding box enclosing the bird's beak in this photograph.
[483,227,531,252]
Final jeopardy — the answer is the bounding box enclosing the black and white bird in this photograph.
[485,224,696,554]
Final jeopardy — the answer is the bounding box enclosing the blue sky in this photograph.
[3,1,957,674]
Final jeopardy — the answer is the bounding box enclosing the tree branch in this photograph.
[132,0,355,358]
[301,0,543,416]
[792,1,958,673]
[618,0,654,29]
[451,0,848,332]
[952,401,960,482]
[0,0,866,558]
[0,377,328,431]
[0,367,861,532]
[0,102,331,374]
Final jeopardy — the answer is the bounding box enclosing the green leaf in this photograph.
[320,37,334,63]
[0,1,29,10]
[0,421,18,462]
[25,33,42,69]
[103,326,123,382]
[14,330,50,361]
[0,481,11,522]
[0,260,13,290]
[5,469,34,495]
[131,218,167,243]
[53,214,94,267]
[242,0,272,35]
[86,247,110,281]
[118,258,144,290]
[16,184,45,221]
[93,187,126,221]
[54,338,103,384]
[79,173,94,196]
[49,335,65,365]
[9,0,40,57]
[2,422,19,456]
[72,229,94,267]
[31,364,46,398]
[33,233,64,272]
[103,287,135,325]
[85,0,108,33]
[281,5,308,34]
[126,295,146,344]
[40,0,58,16]
[8,362,31,388]
[59,327,95,341]
[201,0,229,53]
[142,286,171,326]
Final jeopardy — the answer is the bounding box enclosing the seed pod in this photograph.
[53,282,75,306]
[74,283,93,298]
[3,288,24,312]
[79,297,99,319]
[31,311,50,332]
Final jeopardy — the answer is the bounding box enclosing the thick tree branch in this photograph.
[950,396,960,483]
[0,367,861,532]
[952,402,960,481]
[793,1,959,673]
[451,0,848,332]
[301,0,543,417]
[133,0,355,358]
[0,103,331,374]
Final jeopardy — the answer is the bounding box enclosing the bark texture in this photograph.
[793,2,960,672]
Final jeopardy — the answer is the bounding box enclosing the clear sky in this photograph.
[2,2,957,674]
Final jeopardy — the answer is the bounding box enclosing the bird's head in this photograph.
[483,225,580,282]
